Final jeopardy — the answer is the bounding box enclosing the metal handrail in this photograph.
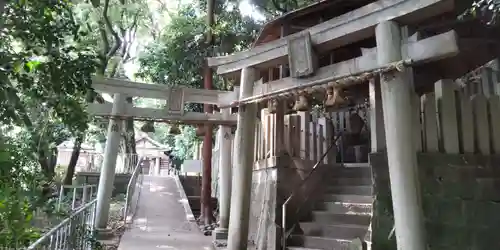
[27,199,97,250]
[58,184,97,211]
[281,132,343,250]
[123,156,144,223]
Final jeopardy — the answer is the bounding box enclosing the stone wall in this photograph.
[370,153,500,250]
[249,166,277,250]
[75,172,131,196]
[248,156,330,250]
[178,175,202,197]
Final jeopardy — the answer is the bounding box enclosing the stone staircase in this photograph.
[287,163,373,250]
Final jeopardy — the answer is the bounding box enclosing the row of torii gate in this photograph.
[89,0,495,249]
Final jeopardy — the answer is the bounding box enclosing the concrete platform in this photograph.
[118,175,212,250]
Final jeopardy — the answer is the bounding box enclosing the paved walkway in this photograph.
[118,175,212,250]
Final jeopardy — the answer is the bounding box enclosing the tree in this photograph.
[460,0,500,24]
[0,0,96,246]
[246,0,317,18]
[61,0,157,185]
[1,0,97,178]
[136,1,259,160]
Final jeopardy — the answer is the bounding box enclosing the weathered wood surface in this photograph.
[207,0,454,75]
[252,31,458,98]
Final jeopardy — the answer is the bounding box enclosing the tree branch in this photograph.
[103,0,121,58]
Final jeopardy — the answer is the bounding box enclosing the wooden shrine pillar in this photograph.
[375,21,426,250]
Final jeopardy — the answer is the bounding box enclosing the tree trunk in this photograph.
[124,97,137,171]
[64,136,83,186]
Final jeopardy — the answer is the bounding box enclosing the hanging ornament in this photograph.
[324,86,347,108]
[195,124,206,137]
[140,121,155,133]
[169,123,181,135]
[268,99,278,114]
[285,100,296,114]
[293,92,310,111]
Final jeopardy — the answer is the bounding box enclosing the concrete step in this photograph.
[314,202,372,215]
[328,178,372,186]
[327,165,372,178]
[288,247,322,250]
[325,185,373,196]
[321,194,373,204]
[311,211,371,225]
[342,163,370,168]
[299,222,370,241]
[289,235,351,250]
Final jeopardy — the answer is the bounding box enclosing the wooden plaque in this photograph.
[167,87,184,115]
[287,31,317,78]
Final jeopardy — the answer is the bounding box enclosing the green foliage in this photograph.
[0,141,44,247]
[1,0,98,177]
[135,2,259,160]
[246,0,317,18]
[136,3,259,90]
[0,0,101,246]
[460,0,500,24]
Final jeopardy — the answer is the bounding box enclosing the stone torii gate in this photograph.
[89,76,238,240]
[205,0,496,249]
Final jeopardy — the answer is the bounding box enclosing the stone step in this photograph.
[311,211,371,225]
[321,194,373,204]
[325,185,373,196]
[327,167,372,179]
[342,163,370,168]
[314,202,372,215]
[289,235,352,250]
[327,178,372,186]
[288,247,322,250]
[299,222,370,241]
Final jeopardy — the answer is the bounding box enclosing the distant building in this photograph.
[56,131,171,175]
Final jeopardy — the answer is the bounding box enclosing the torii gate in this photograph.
[205,0,499,249]
[89,76,238,239]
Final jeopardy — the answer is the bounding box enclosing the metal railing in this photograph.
[123,156,144,223]
[281,132,343,250]
[27,199,97,250]
[78,153,138,174]
[57,185,96,211]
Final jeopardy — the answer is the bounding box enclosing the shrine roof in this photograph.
[252,0,375,47]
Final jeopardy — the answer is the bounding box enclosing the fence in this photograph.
[26,199,97,250]
[123,157,144,223]
[416,78,500,155]
[57,185,97,211]
[78,153,138,174]
[254,108,338,165]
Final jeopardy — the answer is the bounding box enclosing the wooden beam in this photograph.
[87,103,237,125]
[253,31,458,97]
[92,77,234,105]
[207,0,454,75]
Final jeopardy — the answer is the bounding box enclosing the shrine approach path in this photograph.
[118,175,212,250]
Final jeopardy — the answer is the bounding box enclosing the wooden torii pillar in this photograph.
[207,0,460,249]
[89,77,239,232]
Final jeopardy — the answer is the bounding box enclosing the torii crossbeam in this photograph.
[89,77,239,125]
[90,76,239,230]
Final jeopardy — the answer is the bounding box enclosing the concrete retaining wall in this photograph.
[75,172,131,197]
[371,153,500,250]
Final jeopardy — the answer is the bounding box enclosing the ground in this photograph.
[118,175,213,250]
